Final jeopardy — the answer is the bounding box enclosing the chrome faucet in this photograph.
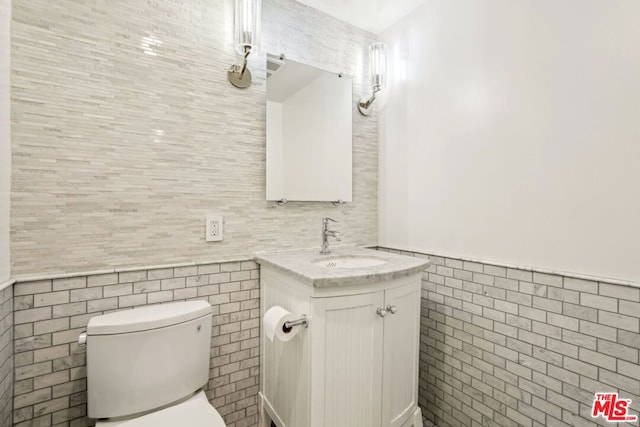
[320,217,341,255]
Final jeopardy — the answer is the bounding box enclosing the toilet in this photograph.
[83,300,226,426]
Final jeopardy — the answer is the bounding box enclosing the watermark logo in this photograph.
[591,393,638,423]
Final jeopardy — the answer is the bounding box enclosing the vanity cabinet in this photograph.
[257,254,425,427]
[311,282,421,427]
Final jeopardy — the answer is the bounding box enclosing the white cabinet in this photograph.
[259,266,423,427]
[381,283,421,427]
[310,292,385,427]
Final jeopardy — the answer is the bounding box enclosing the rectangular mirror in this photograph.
[266,54,353,202]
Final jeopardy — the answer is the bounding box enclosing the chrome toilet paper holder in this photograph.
[283,314,309,333]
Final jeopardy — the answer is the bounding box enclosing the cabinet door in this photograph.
[310,292,385,427]
[382,281,421,427]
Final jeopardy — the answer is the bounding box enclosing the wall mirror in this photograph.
[266,54,353,202]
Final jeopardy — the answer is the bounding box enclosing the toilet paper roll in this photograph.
[263,306,300,342]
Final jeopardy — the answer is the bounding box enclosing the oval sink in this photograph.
[312,256,388,269]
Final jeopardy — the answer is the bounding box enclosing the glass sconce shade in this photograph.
[234,0,262,54]
[369,42,387,92]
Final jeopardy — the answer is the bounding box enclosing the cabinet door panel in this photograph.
[310,292,384,427]
[382,281,421,427]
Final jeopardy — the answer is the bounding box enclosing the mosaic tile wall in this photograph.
[0,0,10,283]
[10,0,378,276]
[13,260,260,427]
[379,248,640,427]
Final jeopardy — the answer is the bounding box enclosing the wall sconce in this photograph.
[228,0,262,89]
[358,42,388,116]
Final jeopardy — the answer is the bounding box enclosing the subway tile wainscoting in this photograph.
[0,285,13,426]
[13,261,260,427]
[13,251,640,427]
[377,248,640,427]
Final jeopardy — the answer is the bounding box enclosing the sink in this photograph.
[312,255,388,269]
[256,247,430,287]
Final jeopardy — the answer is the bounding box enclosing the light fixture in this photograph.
[358,42,388,116]
[228,0,262,89]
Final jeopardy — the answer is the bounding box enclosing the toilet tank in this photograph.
[86,301,212,419]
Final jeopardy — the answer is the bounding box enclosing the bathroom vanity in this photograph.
[256,248,429,427]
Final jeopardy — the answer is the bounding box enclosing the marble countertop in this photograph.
[254,247,430,288]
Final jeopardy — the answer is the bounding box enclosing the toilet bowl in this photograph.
[83,301,226,426]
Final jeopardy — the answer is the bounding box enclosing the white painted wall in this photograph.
[0,0,10,283]
[379,0,640,283]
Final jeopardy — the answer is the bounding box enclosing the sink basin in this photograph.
[312,256,388,269]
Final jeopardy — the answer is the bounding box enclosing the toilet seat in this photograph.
[95,391,226,427]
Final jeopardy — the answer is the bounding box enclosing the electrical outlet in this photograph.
[206,215,223,242]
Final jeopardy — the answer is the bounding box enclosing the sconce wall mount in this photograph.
[228,46,253,88]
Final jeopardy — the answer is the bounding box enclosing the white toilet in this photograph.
[83,300,226,427]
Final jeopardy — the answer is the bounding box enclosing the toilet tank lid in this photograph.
[87,301,212,335]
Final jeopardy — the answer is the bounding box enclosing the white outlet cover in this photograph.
[206,215,223,242]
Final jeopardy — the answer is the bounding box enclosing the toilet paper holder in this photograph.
[282,314,309,333]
